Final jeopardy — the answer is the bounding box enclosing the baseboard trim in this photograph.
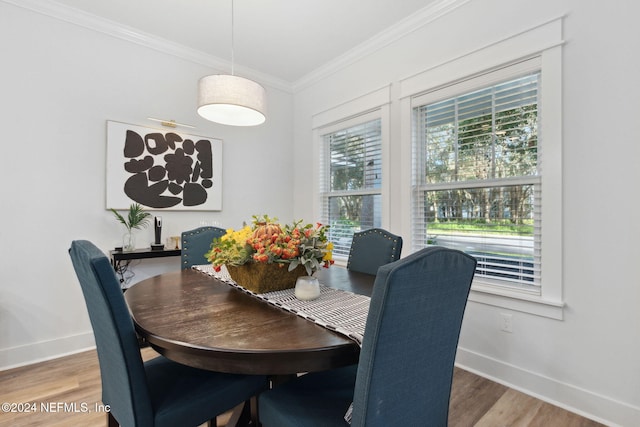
[0,332,95,371]
[455,347,639,427]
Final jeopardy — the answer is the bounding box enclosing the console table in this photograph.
[110,248,181,286]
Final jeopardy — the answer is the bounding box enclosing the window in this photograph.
[320,115,382,258]
[401,18,562,317]
[412,65,543,292]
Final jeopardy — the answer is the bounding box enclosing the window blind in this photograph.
[320,119,382,258]
[412,72,541,288]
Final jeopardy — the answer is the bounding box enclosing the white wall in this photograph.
[292,0,640,425]
[0,3,294,367]
[2,0,639,425]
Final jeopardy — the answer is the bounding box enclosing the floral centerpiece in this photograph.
[205,215,334,293]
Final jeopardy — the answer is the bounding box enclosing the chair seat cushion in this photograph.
[259,364,357,427]
[145,355,266,427]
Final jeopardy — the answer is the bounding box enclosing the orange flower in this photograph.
[253,253,269,263]
[206,215,334,275]
[270,245,283,256]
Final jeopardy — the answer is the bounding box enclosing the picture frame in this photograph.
[106,120,223,211]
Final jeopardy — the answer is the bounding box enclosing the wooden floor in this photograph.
[0,348,604,427]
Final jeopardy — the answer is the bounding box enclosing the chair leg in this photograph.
[238,397,259,426]
[249,396,259,426]
[225,402,247,426]
[107,412,119,427]
[106,406,218,427]
[223,398,259,426]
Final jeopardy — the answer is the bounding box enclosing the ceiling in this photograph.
[46,0,442,85]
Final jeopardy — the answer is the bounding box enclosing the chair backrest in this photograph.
[69,240,153,426]
[347,228,403,275]
[181,226,226,270]
[351,246,476,427]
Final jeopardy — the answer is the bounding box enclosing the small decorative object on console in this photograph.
[110,203,151,252]
[151,216,164,251]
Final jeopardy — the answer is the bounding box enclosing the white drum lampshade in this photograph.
[197,74,266,126]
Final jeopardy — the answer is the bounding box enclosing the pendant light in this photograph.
[197,0,266,126]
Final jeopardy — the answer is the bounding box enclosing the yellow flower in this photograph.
[323,242,334,261]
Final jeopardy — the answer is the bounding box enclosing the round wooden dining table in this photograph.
[124,266,375,375]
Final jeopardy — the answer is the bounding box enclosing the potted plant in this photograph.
[110,203,151,252]
[206,215,334,293]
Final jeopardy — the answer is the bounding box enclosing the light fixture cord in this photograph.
[231,0,235,75]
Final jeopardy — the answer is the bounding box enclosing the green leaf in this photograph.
[110,203,150,231]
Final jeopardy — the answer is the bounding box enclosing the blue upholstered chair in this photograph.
[259,246,477,427]
[181,226,225,270]
[346,228,403,275]
[69,240,267,427]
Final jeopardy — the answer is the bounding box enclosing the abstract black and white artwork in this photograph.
[106,121,222,210]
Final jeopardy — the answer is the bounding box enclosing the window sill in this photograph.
[469,281,565,320]
[334,261,565,319]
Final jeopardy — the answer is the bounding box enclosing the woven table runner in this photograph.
[193,264,369,346]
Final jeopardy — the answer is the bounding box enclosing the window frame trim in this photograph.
[313,89,391,263]
[399,17,564,319]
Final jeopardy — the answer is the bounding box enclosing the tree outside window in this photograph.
[413,73,541,288]
[321,119,382,257]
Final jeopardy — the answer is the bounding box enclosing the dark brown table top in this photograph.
[124,266,375,375]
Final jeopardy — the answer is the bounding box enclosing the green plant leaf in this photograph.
[111,203,150,231]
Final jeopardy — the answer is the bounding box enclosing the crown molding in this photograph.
[4,0,470,94]
[2,0,293,92]
[291,0,471,92]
